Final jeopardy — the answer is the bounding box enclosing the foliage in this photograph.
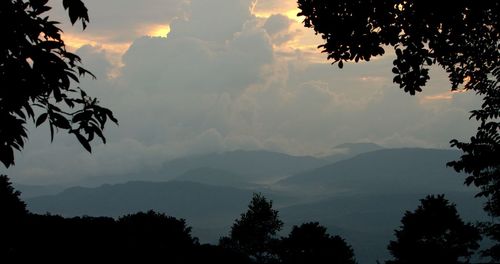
[118,210,198,252]
[0,175,28,258]
[220,193,283,264]
[297,0,500,258]
[297,0,499,95]
[1,0,117,167]
[279,222,357,264]
[386,195,480,264]
[4,209,202,262]
[447,67,500,261]
[0,175,27,218]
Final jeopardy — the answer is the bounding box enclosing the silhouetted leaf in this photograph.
[62,0,89,29]
[36,113,48,127]
[51,112,71,129]
[74,132,91,152]
[93,127,106,144]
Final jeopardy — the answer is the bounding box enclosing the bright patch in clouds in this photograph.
[64,33,131,54]
[146,24,171,38]
[253,0,298,18]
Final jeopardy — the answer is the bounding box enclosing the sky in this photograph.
[3,0,483,185]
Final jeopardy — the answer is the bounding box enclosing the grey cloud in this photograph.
[4,0,484,185]
[76,45,113,79]
[121,23,273,97]
[169,0,256,42]
[264,14,291,35]
[263,14,296,45]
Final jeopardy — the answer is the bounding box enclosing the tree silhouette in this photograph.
[297,1,500,257]
[118,210,198,262]
[220,193,283,264]
[0,175,28,260]
[386,195,480,264]
[280,222,357,264]
[447,67,500,261]
[297,0,498,94]
[1,0,117,167]
[191,244,252,264]
[15,210,200,263]
[0,175,27,218]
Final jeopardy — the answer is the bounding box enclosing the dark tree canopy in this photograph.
[118,210,198,252]
[0,175,27,218]
[1,0,117,167]
[280,222,357,264]
[220,193,283,264]
[298,0,499,95]
[386,195,480,264]
[298,1,500,257]
[0,175,28,258]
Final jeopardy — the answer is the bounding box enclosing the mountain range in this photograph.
[18,145,486,264]
[76,143,383,187]
[279,148,470,195]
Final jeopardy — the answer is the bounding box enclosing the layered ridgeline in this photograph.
[76,143,383,187]
[21,146,486,263]
[78,150,331,186]
[278,148,471,195]
[320,142,384,163]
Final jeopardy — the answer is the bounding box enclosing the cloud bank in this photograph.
[4,0,482,184]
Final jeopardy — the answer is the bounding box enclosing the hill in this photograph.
[75,145,385,187]
[321,142,384,163]
[13,183,65,199]
[278,148,470,195]
[160,150,329,183]
[77,150,330,186]
[174,167,256,188]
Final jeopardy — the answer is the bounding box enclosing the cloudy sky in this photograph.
[3,0,482,184]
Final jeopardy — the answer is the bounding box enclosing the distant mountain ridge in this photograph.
[23,146,487,264]
[27,181,253,220]
[321,142,384,162]
[174,167,255,188]
[76,149,332,186]
[160,149,329,183]
[279,148,469,195]
[13,183,65,199]
[75,145,384,187]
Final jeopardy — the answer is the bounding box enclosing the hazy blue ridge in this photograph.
[322,142,384,163]
[278,148,469,195]
[23,147,488,264]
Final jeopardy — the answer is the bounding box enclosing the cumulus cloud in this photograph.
[263,14,296,45]
[3,0,484,185]
[169,0,256,42]
[76,45,113,79]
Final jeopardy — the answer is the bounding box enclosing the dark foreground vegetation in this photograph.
[1,175,491,264]
[1,175,355,263]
